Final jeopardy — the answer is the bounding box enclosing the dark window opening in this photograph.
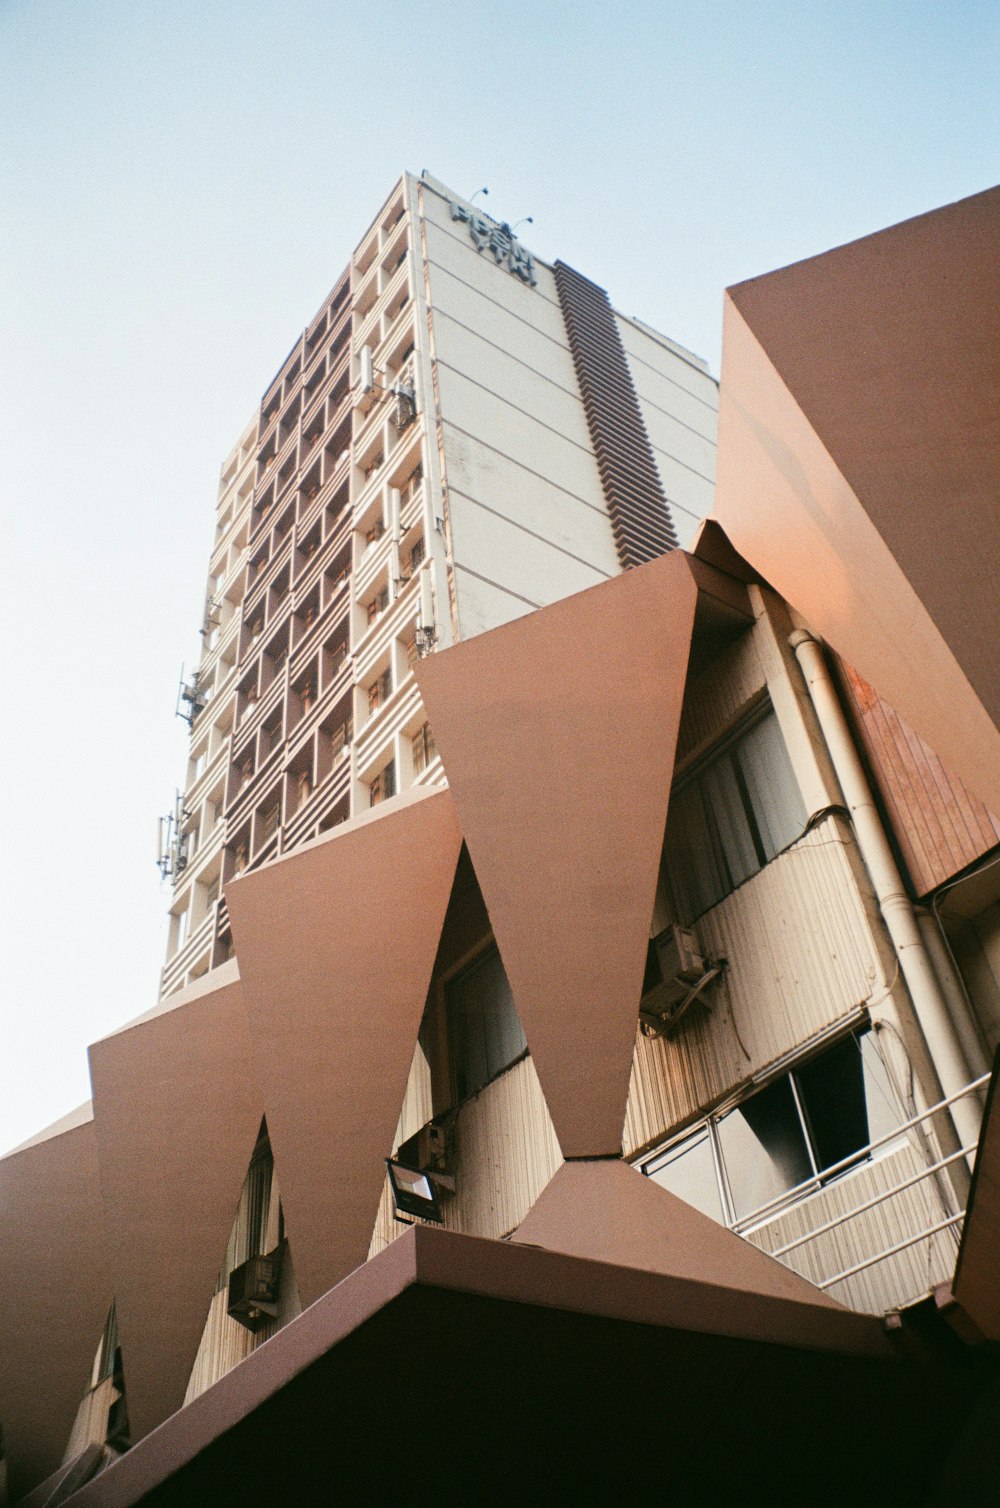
[446,944,527,1103]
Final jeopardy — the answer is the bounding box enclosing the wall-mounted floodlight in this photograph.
[386,1160,443,1223]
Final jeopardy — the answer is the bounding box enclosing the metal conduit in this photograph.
[789,630,984,1165]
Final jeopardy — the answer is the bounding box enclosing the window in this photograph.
[446,945,527,1103]
[412,721,436,774]
[640,1030,903,1227]
[665,705,806,922]
[370,760,396,806]
[366,585,390,625]
[368,667,392,714]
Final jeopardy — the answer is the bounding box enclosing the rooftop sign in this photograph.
[450,202,538,287]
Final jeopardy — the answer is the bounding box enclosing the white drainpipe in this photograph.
[789,629,983,1162]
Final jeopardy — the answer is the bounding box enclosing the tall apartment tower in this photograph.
[159,171,717,996]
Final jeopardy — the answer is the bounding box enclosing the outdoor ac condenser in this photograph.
[652,925,705,997]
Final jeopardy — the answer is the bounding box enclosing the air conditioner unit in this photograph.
[355,346,377,413]
[652,924,704,990]
[396,1112,457,1193]
[227,1246,282,1332]
[640,925,718,1039]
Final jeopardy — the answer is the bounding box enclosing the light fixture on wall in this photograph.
[385,1159,444,1223]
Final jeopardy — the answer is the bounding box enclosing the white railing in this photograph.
[737,1074,988,1308]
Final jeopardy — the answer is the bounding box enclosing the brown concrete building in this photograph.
[3,180,1000,1505]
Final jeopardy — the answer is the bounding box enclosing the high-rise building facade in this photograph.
[158,172,718,998]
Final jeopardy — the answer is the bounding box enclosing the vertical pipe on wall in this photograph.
[789,629,983,1164]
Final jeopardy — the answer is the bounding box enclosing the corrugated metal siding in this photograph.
[61,1376,119,1464]
[625,816,888,1154]
[443,1056,562,1239]
[838,659,1000,897]
[183,1242,300,1406]
[369,1056,562,1257]
[747,1138,960,1315]
[184,1289,259,1405]
[394,1041,434,1149]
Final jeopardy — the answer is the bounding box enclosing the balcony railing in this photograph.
[736,1074,988,1314]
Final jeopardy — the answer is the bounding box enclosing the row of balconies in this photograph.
[250,415,351,554]
[224,718,354,879]
[353,258,411,355]
[227,639,352,816]
[259,295,351,455]
[239,538,351,695]
[352,187,407,282]
[353,220,409,319]
[218,416,259,494]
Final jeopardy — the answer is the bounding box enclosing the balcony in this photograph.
[734,1075,987,1315]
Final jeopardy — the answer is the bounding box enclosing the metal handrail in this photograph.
[767,1142,977,1258]
[817,1211,965,1291]
[734,1072,989,1236]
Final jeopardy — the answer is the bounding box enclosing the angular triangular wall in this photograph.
[0,1106,112,1500]
[715,185,1000,816]
[512,1159,844,1313]
[88,963,263,1442]
[225,786,463,1307]
[416,551,698,1158]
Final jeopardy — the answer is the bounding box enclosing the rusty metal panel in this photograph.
[625,817,889,1152]
[416,551,698,1158]
[837,661,1000,897]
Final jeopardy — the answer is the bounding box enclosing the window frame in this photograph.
[664,699,807,924]
[638,1026,904,1230]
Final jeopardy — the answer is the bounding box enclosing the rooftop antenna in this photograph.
[470,187,489,205]
[511,217,534,235]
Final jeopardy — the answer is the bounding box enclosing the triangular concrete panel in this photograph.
[715,185,1000,816]
[511,1159,844,1315]
[225,786,463,1307]
[88,966,263,1442]
[415,552,698,1158]
[0,1107,112,1501]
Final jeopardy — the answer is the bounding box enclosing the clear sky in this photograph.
[1,0,997,1155]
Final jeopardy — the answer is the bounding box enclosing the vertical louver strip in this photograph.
[554,260,678,567]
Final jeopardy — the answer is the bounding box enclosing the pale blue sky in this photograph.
[1,0,997,1152]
